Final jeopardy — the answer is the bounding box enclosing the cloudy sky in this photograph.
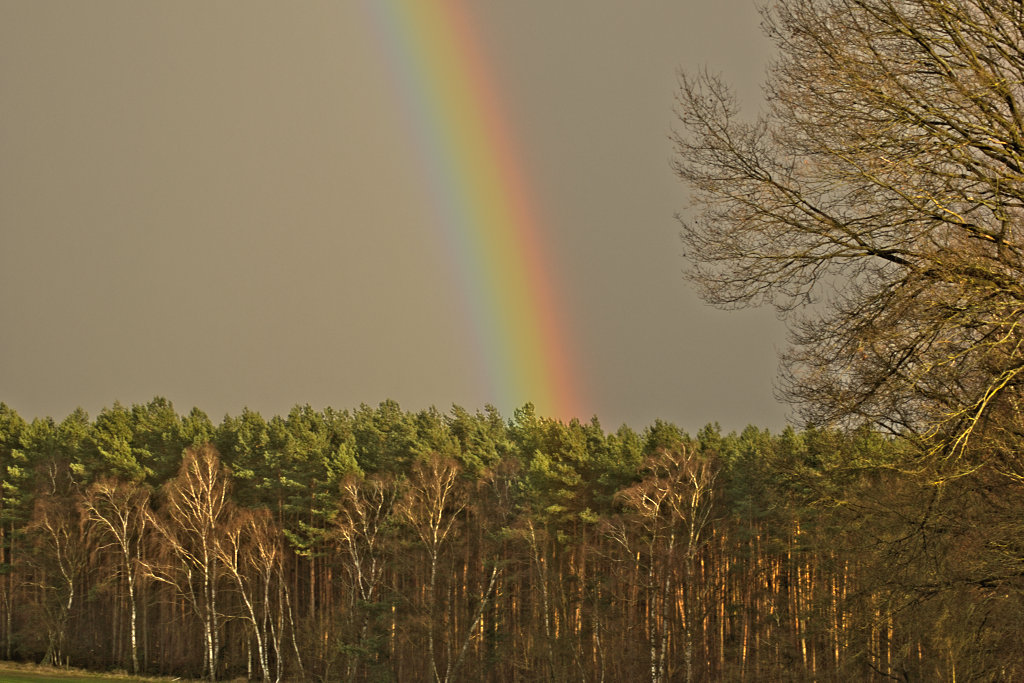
[1,0,786,432]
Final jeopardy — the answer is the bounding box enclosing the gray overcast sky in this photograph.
[1,0,787,432]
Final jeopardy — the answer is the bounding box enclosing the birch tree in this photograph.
[27,494,88,668]
[81,478,149,674]
[147,444,232,681]
[218,508,284,682]
[399,454,466,683]
[332,472,401,681]
[614,446,718,683]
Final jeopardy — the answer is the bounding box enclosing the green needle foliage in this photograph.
[0,396,1010,680]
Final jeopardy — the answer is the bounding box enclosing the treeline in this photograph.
[0,397,1017,681]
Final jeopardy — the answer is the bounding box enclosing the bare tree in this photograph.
[613,446,718,683]
[673,4,1024,669]
[399,454,469,683]
[146,444,231,681]
[332,472,401,682]
[27,494,89,668]
[673,0,1024,468]
[218,508,285,682]
[81,478,150,674]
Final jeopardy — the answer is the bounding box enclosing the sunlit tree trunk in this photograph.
[219,512,273,681]
[333,472,401,681]
[615,445,719,683]
[145,445,232,681]
[524,520,555,678]
[30,493,88,668]
[82,478,150,674]
[399,454,465,683]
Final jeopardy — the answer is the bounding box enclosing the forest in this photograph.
[1,397,1017,681]
[7,0,1024,679]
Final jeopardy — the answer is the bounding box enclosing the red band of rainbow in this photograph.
[364,0,582,421]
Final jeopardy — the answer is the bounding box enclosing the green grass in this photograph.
[0,675,94,683]
[0,663,192,683]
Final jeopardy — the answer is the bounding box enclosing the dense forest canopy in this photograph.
[0,397,1014,680]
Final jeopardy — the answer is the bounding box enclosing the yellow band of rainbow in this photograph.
[364,0,582,421]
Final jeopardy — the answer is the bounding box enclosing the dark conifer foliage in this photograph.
[0,399,1014,680]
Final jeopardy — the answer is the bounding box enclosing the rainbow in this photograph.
[364,0,582,421]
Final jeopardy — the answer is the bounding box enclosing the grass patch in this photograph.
[0,662,197,683]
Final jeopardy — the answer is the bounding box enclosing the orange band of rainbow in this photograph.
[365,0,582,421]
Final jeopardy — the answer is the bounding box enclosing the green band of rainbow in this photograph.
[364,0,581,421]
